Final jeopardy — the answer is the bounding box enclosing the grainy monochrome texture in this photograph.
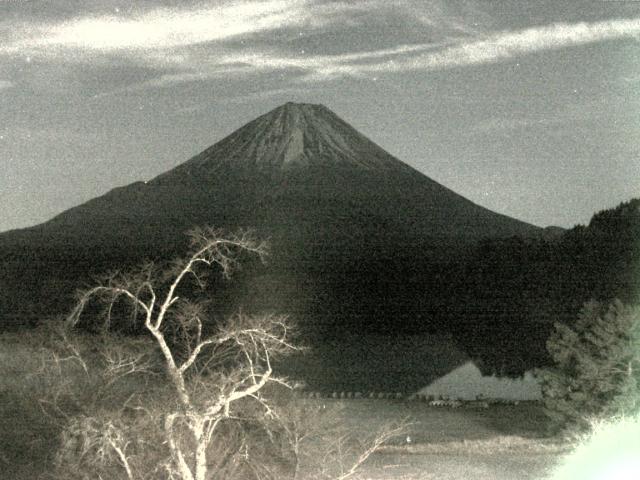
[0,1,639,479]
[1,0,639,231]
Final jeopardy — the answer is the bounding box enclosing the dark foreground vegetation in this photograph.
[0,325,564,480]
[1,198,638,385]
[447,198,640,375]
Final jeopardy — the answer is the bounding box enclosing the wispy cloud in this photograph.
[0,0,469,61]
[0,80,13,91]
[1,1,316,55]
[125,16,640,86]
[89,42,449,97]
[160,17,640,83]
[416,18,640,69]
[2,1,639,92]
[620,74,640,84]
[471,115,574,134]
[202,43,448,80]
[294,17,640,80]
[4,0,446,59]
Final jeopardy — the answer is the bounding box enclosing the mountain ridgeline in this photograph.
[21,102,539,243]
[1,102,636,380]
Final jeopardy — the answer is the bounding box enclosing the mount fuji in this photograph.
[0,102,540,335]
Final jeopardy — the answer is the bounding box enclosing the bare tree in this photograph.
[59,228,298,480]
[48,227,404,480]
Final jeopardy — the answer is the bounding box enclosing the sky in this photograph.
[1,0,639,232]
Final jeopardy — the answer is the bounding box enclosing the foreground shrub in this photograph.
[0,327,68,478]
[538,299,640,433]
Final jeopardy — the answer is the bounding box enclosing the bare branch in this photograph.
[67,286,152,330]
[178,338,217,375]
[334,423,408,480]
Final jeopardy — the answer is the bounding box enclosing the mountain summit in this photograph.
[159,102,406,179]
[142,102,538,241]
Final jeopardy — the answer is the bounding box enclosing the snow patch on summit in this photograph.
[281,126,305,166]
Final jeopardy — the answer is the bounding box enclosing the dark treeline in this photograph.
[238,198,639,379]
[1,198,638,384]
[445,198,640,375]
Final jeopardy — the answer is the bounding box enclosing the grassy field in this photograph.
[0,332,569,480]
[310,399,569,479]
[0,331,61,479]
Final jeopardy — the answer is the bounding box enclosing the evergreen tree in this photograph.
[538,299,640,433]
